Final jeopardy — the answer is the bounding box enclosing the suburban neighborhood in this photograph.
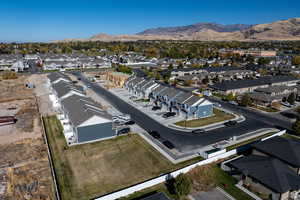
[1,2,300,200]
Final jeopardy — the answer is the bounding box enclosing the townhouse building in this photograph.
[125,77,213,119]
[47,72,116,145]
[210,76,299,96]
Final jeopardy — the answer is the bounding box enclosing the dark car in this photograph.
[117,127,130,135]
[162,112,176,118]
[124,120,135,125]
[149,131,160,139]
[152,106,162,111]
[77,77,81,81]
[162,140,175,149]
[192,129,205,134]
[224,120,237,126]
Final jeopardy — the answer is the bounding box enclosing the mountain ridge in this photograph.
[56,18,300,42]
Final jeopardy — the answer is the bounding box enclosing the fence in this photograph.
[94,129,287,200]
[95,150,237,200]
[261,130,286,141]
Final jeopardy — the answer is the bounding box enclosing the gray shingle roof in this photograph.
[61,94,111,127]
[228,155,300,193]
[210,76,299,91]
[252,136,300,167]
[47,72,71,83]
[151,85,168,94]
[183,95,201,106]
[173,92,193,104]
[52,81,84,98]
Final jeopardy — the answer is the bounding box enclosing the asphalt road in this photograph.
[75,72,279,154]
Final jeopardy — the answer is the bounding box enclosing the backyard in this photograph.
[122,164,253,200]
[43,116,201,200]
[175,108,235,128]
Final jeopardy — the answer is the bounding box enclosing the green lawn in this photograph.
[175,108,235,128]
[250,105,278,112]
[282,133,300,140]
[213,165,254,200]
[43,116,201,200]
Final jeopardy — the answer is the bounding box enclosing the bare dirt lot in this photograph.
[0,73,54,200]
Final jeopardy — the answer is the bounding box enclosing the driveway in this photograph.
[189,188,234,200]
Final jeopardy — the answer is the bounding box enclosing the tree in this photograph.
[257,57,271,65]
[292,118,300,135]
[168,64,173,70]
[240,94,252,107]
[202,76,210,85]
[271,101,282,110]
[173,174,191,197]
[155,73,162,80]
[184,79,193,87]
[177,62,184,69]
[296,106,300,115]
[226,93,235,101]
[292,56,300,66]
[287,93,296,105]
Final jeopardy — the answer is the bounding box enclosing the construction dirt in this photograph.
[0,74,55,200]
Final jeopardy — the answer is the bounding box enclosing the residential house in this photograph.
[225,136,300,200]
[210,76,299,96]
[249,85,300,106]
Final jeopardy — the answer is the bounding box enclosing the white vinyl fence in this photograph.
[94,129,286,200]
[95,150,237,200]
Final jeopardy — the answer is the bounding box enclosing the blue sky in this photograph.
[1,0,299,42]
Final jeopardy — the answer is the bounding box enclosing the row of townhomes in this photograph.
[224,136,300,200]
[47,72,116,145]
[41,54,111,71]
[164,66,259,84]
[249,84,300,106]
[125,76,214,119]
[210,75,299,96]
[0,54,29,72]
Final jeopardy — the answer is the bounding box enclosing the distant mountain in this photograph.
[137,23,252,35]
[56,18,300,42]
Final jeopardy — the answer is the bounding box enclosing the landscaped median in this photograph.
[42,116,202,200]
[174,108,235,128]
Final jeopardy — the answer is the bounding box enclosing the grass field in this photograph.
[43,116,201,200]
[250,105,278,112]
[175,108,235,128]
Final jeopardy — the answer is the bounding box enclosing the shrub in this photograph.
[173,174,191,197]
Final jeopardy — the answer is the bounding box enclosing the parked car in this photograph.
[117,127,130,135]
[152,106,161,111]
[192,129,205,134]
[224,120,237,127]
[162,140,175,149]
[162,112,176,118]
[149,131,160,139]
[125,120,135,125]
